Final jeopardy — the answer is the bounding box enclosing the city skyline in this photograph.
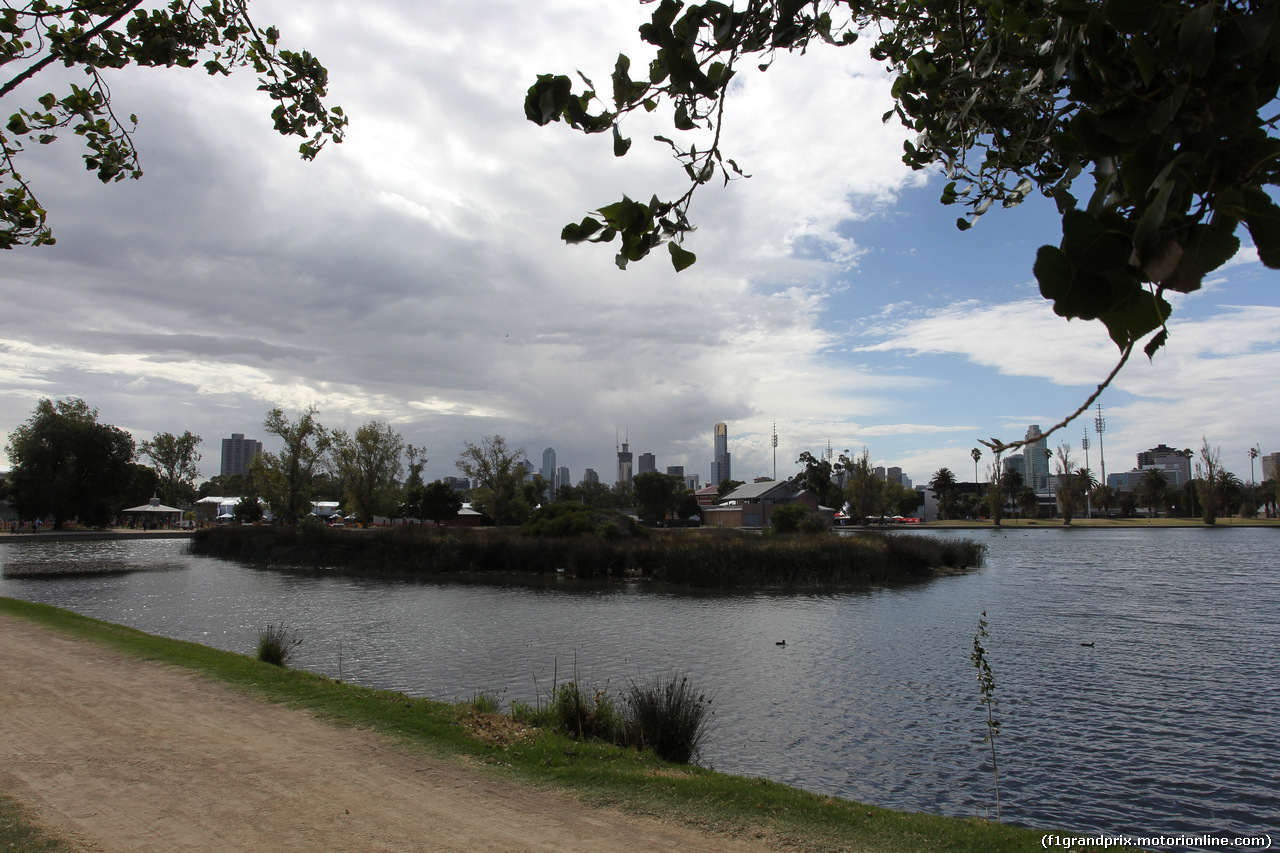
[0,1,1274,489]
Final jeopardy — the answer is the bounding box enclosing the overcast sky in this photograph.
[2,0,1277,489]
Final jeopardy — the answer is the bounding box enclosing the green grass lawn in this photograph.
[0,596,1055,853]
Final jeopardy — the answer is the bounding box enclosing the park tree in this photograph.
[198,472,249,498]
[455,434,532,526]
[1,1,345,249]
[633,471,683,524]
[1052,444,1091,524]
[330,420,405,525]
[404,444,428,490]
[4,397,134,527]
[254,405,329,524]
[794,450,845,509]
[1196,436,1223,524]
[530,0,1280,451]
[118,462,161,513]
[985,463,1004,527]
[139,430,201,507]
[846,451,882,522]
[232,494,263,524]
[420,480,462,524]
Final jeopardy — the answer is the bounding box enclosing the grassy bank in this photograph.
[189,526,985,589]
[0,597,1047,853]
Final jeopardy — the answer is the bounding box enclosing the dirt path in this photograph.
[0,614,777,853]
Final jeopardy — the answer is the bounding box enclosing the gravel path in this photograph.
[0,614,777,852]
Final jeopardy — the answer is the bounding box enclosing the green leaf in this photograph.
[1098,287,1170,349]
[1061,209,1130,273]
[1143,328,1169,360]
[561,217,604,244]
[1241,187,1280,268]
[669,241,696,271]
[612,125,632,157]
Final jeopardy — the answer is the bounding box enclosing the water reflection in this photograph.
[2,529,1277,847]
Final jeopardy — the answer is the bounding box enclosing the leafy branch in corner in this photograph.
[527,0,1280,364]
[0,0,347,249]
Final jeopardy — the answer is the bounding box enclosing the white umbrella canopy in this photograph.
[122,497,183,514]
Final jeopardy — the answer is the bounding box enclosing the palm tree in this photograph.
[1216,470,1244,519]
[1140,468,1167,520]
[1019,486,1040,520]
[929,467,958,520]
[1090,483,1114,519]
[1002,468,1024,519]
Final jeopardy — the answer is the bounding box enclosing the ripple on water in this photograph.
[2,529,1278,847]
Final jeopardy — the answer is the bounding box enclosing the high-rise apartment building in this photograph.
[1137,444,1191,485]
[220,433,263,477]
[711,422,731,485]
[557,466,570,491]
[1024,425,1050,491]
[1260,452,1278,483]
[583,468,600,485]
[638,452,657,475]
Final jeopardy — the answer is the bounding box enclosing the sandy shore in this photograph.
[0,614,777,853]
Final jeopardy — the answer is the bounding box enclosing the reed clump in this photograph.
[515,671,712,765]
[621,673,713,764]
[254,623,302,667]
[191,525,984,590]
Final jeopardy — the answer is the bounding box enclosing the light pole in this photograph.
[771,422,778,482]
[1094,403,1107,488]
[1081,427,1092,518]
[1183,448,1196,517]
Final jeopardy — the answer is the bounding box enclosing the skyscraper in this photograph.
[220,433,263,477]
[617,437,633,489]
[1025,425,1049,491]
[540,448,556,501]
[711,422,731,485]
[638,452,657,475]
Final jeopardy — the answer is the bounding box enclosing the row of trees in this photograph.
[2,398,204,528]
[927,438,1272,526]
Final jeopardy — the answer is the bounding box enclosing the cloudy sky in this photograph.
[2,0,1276,489]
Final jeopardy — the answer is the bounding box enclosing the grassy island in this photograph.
[189,523,985,590]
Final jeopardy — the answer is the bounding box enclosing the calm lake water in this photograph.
[2,528,1277,848]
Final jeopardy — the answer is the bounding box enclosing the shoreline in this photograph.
[0,529,194,544]
[0,598,1051,852]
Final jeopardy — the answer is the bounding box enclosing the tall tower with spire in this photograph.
[616,430,633,489]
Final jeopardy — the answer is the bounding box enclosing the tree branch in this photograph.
[0,1,145,99]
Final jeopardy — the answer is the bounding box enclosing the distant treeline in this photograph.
[188,526,985,590]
